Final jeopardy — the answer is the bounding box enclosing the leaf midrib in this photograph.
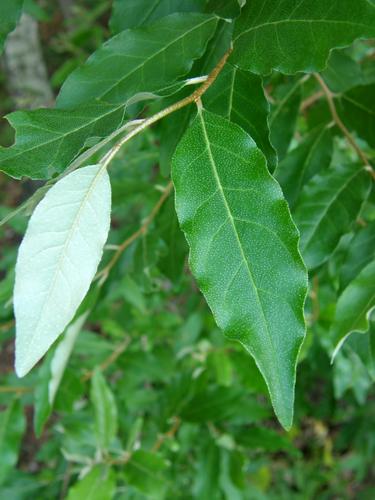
[198,111,284,402]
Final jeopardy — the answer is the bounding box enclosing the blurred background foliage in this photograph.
[0,1,374,498]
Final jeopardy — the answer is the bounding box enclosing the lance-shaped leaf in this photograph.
[0,399,26,485]
[91,369,118,451]
[274,125,333,208]
[294,164,371,269]
[338,84,375,148]
[67,466,116,500]
[14,165,111,377]
[172,110,307,429]
[203,63,277,169]
[0,0,23,54]
[231,0,375,74]
[0,13,217,180]
[331,260,375,360]
[110,0,204,32]
[57,13,217,108]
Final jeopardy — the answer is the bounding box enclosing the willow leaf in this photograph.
[231,0,375,74]
[15,165,111,377]
[172,110,307,429]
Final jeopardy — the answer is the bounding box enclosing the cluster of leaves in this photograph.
[0,0,375,497]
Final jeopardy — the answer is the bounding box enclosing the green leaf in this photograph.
[331,261,375,359]
[203,63,277,170]
[338,84,375,148]
[90,369,118,451]
[67,466,116,500]
[340,221,375,289]
[323,50,366,93]
[294,164,371,269]
[269,78,303,161]
[231,0,375,74]
[123,450,168,497]
[274,125,333,208]
[0,0,23,54]
[0,13,217,180]
[172,110,307,429]
[0,399,26,485]
[110,0,204,32]
[57,13,217,109]
[14,165,111,377]
[0,103,124,179]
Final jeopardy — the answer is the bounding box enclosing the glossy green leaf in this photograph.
[274,125,333,208]
[172,110,307,429]
[91,369,118,451]
[57,13,217,108]
[331,261,375,359]
[203,62,277,169]
[0,399,26,485]
[0,13,217,180]
[67,466,116,500]
[110,0,204,32]
[269,78,303,161]
[0,0,23,54]
[231,0,375,74]
[341,222,375,289]
[294,164,371,269]
[14,165,111,377]
[323,50,365,93]
[338,84,375,148]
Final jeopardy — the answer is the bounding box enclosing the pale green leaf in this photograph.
[67,466,116,500]
[14,165,111,377]
[0,0,23,54]
[90,369,118,451]
[231,0,375,74]
[203,62,277,169]
[294,164,371,269]
[0,399,26,485]
[331,261,375,359]
[172,110,307,429]
[274,125,333,208]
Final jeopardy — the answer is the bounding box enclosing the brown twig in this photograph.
[0,386,31,394]
[314,73,374,177]
[300,90,324,113]
[96,181,174,283]
[152,416,181,452]
[81,335,131,382]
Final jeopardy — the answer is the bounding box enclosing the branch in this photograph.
[96,181,174,283]
[314,73,374,178]
[81,335,131,381]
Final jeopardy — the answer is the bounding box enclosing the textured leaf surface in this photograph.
[294,164,371,269]
[231,0,375,74]
[338,84,375,148]
[57,13,217,108]
[172,110,307,429]
[14,165,111,377]
[332,261,375,359]
[274,125,333,208]
[0,400,26,485]
[0,0,23,54]
[203,62,277,169]
[110,0,203,32]
[91,369,118,451]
